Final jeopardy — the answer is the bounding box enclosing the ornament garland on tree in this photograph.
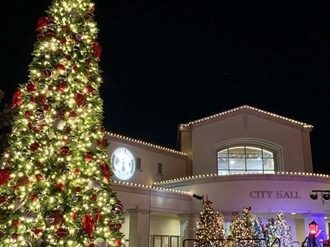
[273,212,294,247]
[0,0,125,246]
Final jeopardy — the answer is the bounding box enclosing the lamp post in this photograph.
[301,220,321,247]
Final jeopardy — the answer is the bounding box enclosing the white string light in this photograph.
[106,132,188,156]
[180,105,313,129]
[153,171,330,185]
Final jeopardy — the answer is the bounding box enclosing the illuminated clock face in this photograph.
[111,147,135,180]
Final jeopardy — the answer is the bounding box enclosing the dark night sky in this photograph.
[1,1,330,173]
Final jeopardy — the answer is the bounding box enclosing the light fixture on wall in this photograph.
[193,194,204,200]
[322,192,330,201]
[310,192,318,200]
[310,190,330,204]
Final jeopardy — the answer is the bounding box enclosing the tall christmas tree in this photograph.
[274,212,294,247]
[0,0,125,246]
[195,196,225,247]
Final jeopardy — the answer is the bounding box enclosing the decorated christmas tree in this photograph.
[265,218,278,246]
[228,212,243,247]
[274,212,294,247]
[229,207,267,247]
[251,215,267,247]
[0,0,125,246]
[237,206,254,247]
[195,196,225,247]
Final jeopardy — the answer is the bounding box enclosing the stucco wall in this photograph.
[167,175,330,215]
[150,215,180,235]
[191,113,307,174]
[107,135,187,184]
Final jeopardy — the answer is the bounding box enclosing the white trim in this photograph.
[214,138,284,172]
[180,105,313,130]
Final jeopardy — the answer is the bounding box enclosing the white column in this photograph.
[179,214,195,247]
[128,208,150,247]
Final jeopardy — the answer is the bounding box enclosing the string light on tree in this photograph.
[0,0,125,246]
[194,195,225,247]
[229,206,267,247]
[274,212,294,247]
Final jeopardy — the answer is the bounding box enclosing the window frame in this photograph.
[217,145,276,174]
[157,162,163,175]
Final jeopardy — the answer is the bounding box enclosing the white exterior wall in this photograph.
[191,113,308,175]
[169,175,329,215]
[164,174,330,242]
[102,106,321,245]
[150,215,180,236]
[112,184,192,247]
[106,135,187,185]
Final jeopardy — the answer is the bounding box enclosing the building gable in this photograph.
[179,105,313,132]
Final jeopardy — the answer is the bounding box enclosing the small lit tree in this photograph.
[229,206,267,247]
[195,196,225,246]
[265,218,278,246]
[274,212,294,247]
[252,215,267,247]
[228,212,243,247]
[238,206,254,247]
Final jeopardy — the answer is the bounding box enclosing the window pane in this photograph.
[218,149,228,157]
[246,158,263,170]
[157,163,162,174]
[263,158,274,170]
[218,157,228,170]
[228,146,245,158]
[218,170,230,175]
[217,145,275,174]
[136,157,141,170]
[230,170,245,174]
[245,147,262,159]
[263,149,273,158]
[229,158,245,170]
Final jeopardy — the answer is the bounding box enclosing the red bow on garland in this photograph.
[99,162,111,182]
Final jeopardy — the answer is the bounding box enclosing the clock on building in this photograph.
[111,147,136,180]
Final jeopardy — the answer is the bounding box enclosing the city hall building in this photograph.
[106,105,330,247]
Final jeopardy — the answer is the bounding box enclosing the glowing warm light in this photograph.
[107,132,188,156]
[113,180,191,195]
[111,147,136,180]
[309,220,318,237]
[0,0,125,246]
[153,171,330,186]
[180,105,313,130]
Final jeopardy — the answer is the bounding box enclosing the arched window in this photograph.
[217,146,275,175]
